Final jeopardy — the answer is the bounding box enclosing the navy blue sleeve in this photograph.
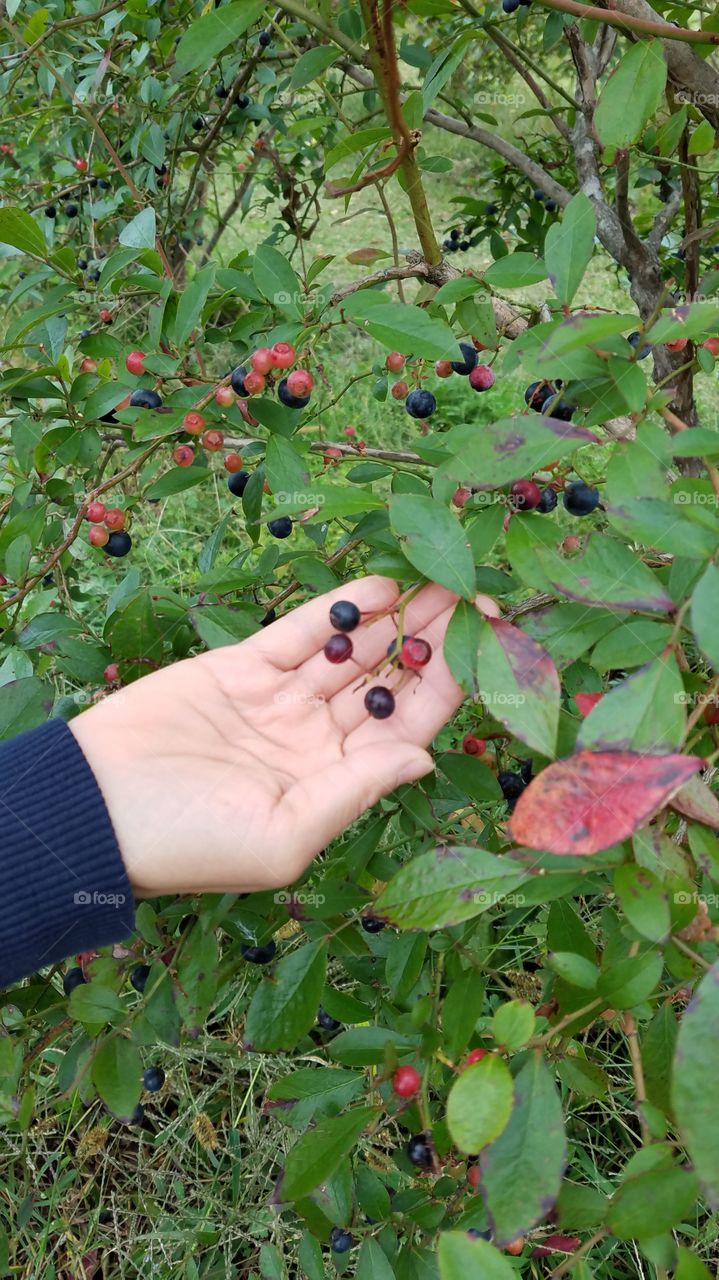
[0,717,135,987]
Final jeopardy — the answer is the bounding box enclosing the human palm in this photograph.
[70,576,498,897]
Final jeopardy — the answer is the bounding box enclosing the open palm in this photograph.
[70,576,499,897]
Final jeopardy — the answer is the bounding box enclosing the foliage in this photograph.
[1,0,719,1275]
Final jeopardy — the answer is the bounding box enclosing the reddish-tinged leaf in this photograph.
[531,1235,581,1258]
[345,247,389,265]
[574,692,603,717]
[478,618,560,756]
[669,774,719,826]
[508,751,703,854]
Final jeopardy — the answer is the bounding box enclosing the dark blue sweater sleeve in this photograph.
[0,717,135,987]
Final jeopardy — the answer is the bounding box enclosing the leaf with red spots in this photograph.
[442,414,600,488]
[508,751,703,854]
[478,618,560,756]
[536,536,673,613]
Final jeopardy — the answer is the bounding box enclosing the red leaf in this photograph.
[508,751,702,854]
[531,1235,581,1258]
[669,774,719,826]
[574,692,604,717]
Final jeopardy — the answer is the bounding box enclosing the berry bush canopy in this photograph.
[3,0,719,1272]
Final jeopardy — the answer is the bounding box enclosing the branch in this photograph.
[536,0,719,44]
[647,186,683,253]
[486,27,571,141]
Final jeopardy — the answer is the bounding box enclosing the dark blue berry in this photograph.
[406,389,436,420]
[105,531,132,557]
[64,203,79,217]
[451,342,478,376]
[318,1007,342,1031]
[406,1134,432,1168]
[130,388,162,410]
[45,205,56,218]
[563,481,600,516]
[228,469,250,496]
[241,941,277,964]
[143,1066,165,1093]
[63,966,86,995]
[364,687,395,719]
[268,516,293,538]
[544,198,557,212]
[130,964,151,993]
[361,913,386,933]
[230,365,248,396]
[536,487,558,513]
[498,770,526,803]
[258,29,272,46]
[329,1228,354,1253]
[277,377,310,409]
[329,600,360,632]
[628,331,652,359]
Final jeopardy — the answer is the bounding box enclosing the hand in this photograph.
[69,576,499,897]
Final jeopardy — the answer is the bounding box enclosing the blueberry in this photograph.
[215,82,228,98]
[460,240,470,251]
[524,381,553,411]
[77,257,88,269]
[405,389,436,419]
[467,1228,492,1239]
[98,178,110,190]
[485,202,498,214]
[532,188,544,201]
[45,205,56,218]
[563,480,600,516]
[64,203,79,217]
[628,331,652,359]
[129,1103,145,1125]
[329,600,360,632]
[318,1007,342,1031]
[451,341,478,376]
[227,469,250,497]
[241,941,277,964]
[536,487,558,513]
[260,608,276,626]
[450,228,460,241]
[406,1133,432,1168]
[502,0,520,8]
[277,377,310,409]
[230,365,248,396]
[258,29,272,46]
[268,516,293,539]
[130,388,162,410]
[105,531,132,558]
[130,964,151,993]
[237,94,250,110]
[63,966,86,995]
[143,1066,165,1093]
[519,759,533,785]
[329,1228,354,1253]
[192,116,205,131]
[361,913,386,933]
[364,687,395,719]
[498,770,526,803]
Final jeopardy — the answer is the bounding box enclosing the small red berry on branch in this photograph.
[324,634,353,663]
[86,501,106,523]
[452,487,471,509]
[469,364,495,391]
[286,369,314,398]
[399,636,432,669]
[224,452,243,473]
[270,341,295,369]
[251,347,274,374]
[435,360,453,378]
[467,1165,481,1188]
[104,508,125,530]
[74,157,88,172]
[99,309,113,324]
[103,663,120,684]
[386,351,405,373]
[173,445,194,467]
[202,429,224,451]
[465,1046,488,1064]
[392,1065,421,1097]
[510,479,542,511]
[214,386,234,408]
[89,526,109,547]
[244,370,266,396]
[126,351,145,375]
[183,411,205,434]
[391,380,409,401]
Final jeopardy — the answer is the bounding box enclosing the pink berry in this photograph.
[173,444,194,467]
[386,351,405,373]
[462,735,486,757]
[468,1165,481,1188]
[183,411,205,434]
[125,351,145,375]
[104,508,125,530]
[465,1046,488,1064]
[224,452,243,473]
[89,526,109,547]
[99,309,113,325]
[452,487,471,509]
[391,380,409,401]
[251,347,274,375]
[74,158,88,173]
[79,357,97,374]
[703,337,719,357]
[666,337,688,352]
[103,663,120,684]
[86,501,106,523]
[435,360,453,378]
[392,1065,421,1098]
[469,364,495,392]
[270,342,295,369]
[510,480,542,511]
[323,447,342,466]
[202,429,224,452]
[286,369,314,398]
[244,369,266,396]
[214,386,235,408]
[400,636,431,669]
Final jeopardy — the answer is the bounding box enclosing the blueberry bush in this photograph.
[2,0,719,1275]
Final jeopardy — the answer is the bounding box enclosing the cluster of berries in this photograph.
[386,343,495,424]
[230,342,312,409]
[321,599,432,720]
[85,501,132,557]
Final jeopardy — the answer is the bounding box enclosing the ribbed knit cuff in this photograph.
[0,717,135,987]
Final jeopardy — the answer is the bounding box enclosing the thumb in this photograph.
[279,743,434,865]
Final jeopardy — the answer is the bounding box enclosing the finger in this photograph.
[272,741,434,871]
[299,580,471,700]
[245,575,400,672]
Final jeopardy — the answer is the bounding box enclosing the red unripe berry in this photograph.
[505,1240,524,1256]
[391,380,409,401]
[103,663,120,684]
[462,734,486,756]
[251,347,274,375]
[344,425,356,437]
[286,369,314,398]
[386,351,405,373]
[99,309,113,324]
[126,350,145,375]
[324,634,353,664]
[183,411,206,435]
[452,487,471,509]
[224,452,243,473]
[666,337,688,352]
[104,508,125,531]
[214,386,235,408]
[173,444,194,467]
[323,447,342,466]
[202,429,224,452]
[270,342,295,369]
[511,479,542,511]
[469,364,495,392]
[0,144,13,155]
[244,369,266,396]
[392,1065,421,1098]
[79,357,97,374]
[435,360,453,378]
[562,535,581,552]
[467,1165,481,1189]
[465,1046,488,1064]
[400,636,432,669]
[89,526,109,547]
[86,501,106,523]
[703,337,719,357]
[74,158,88,172]
[703,700,719,726]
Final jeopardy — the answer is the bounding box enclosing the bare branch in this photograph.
[536,0,719,44]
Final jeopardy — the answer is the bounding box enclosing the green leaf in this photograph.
[614,864,670,943]
[544,193,596,307]
[688,119,715,157]
[438,1233,516,1280]
[446,1055,513,1153]
[443,598,481,695]
[144,467,212,499]
[290,46,339,88]
[281,1106,379,1201]
[374,846,525,931]
[69,983,125,1028]
[691,562,719,671]
[536,537,672,613]
[481,1054,566,1246]
[484,254,547,288]
[477,618,560,756]
[118,208,156,250]
[598,948,663,1010]
[443,415,599,489]
[0,207,48,259]
[595,41,667,148]
[348,298,462,363]
[389,495,476,598]
[357,1238,395,1280]
[91,1037,142,1121]
[17,613,80,649]
[577,655,684,755]
[671,960,719,1209]
[546,952,599,990]
[174,0,266,73]
[492,1001,536,1050]
[0,677,51,740]
[606,1166,699,1239]
[253,245,302,316]
[327,1026,421,1066]
[265,436,310,501]
[174,263,216,348]
[442,969,486,1060]
[436,751,502,804]
[244,942,327,1051]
